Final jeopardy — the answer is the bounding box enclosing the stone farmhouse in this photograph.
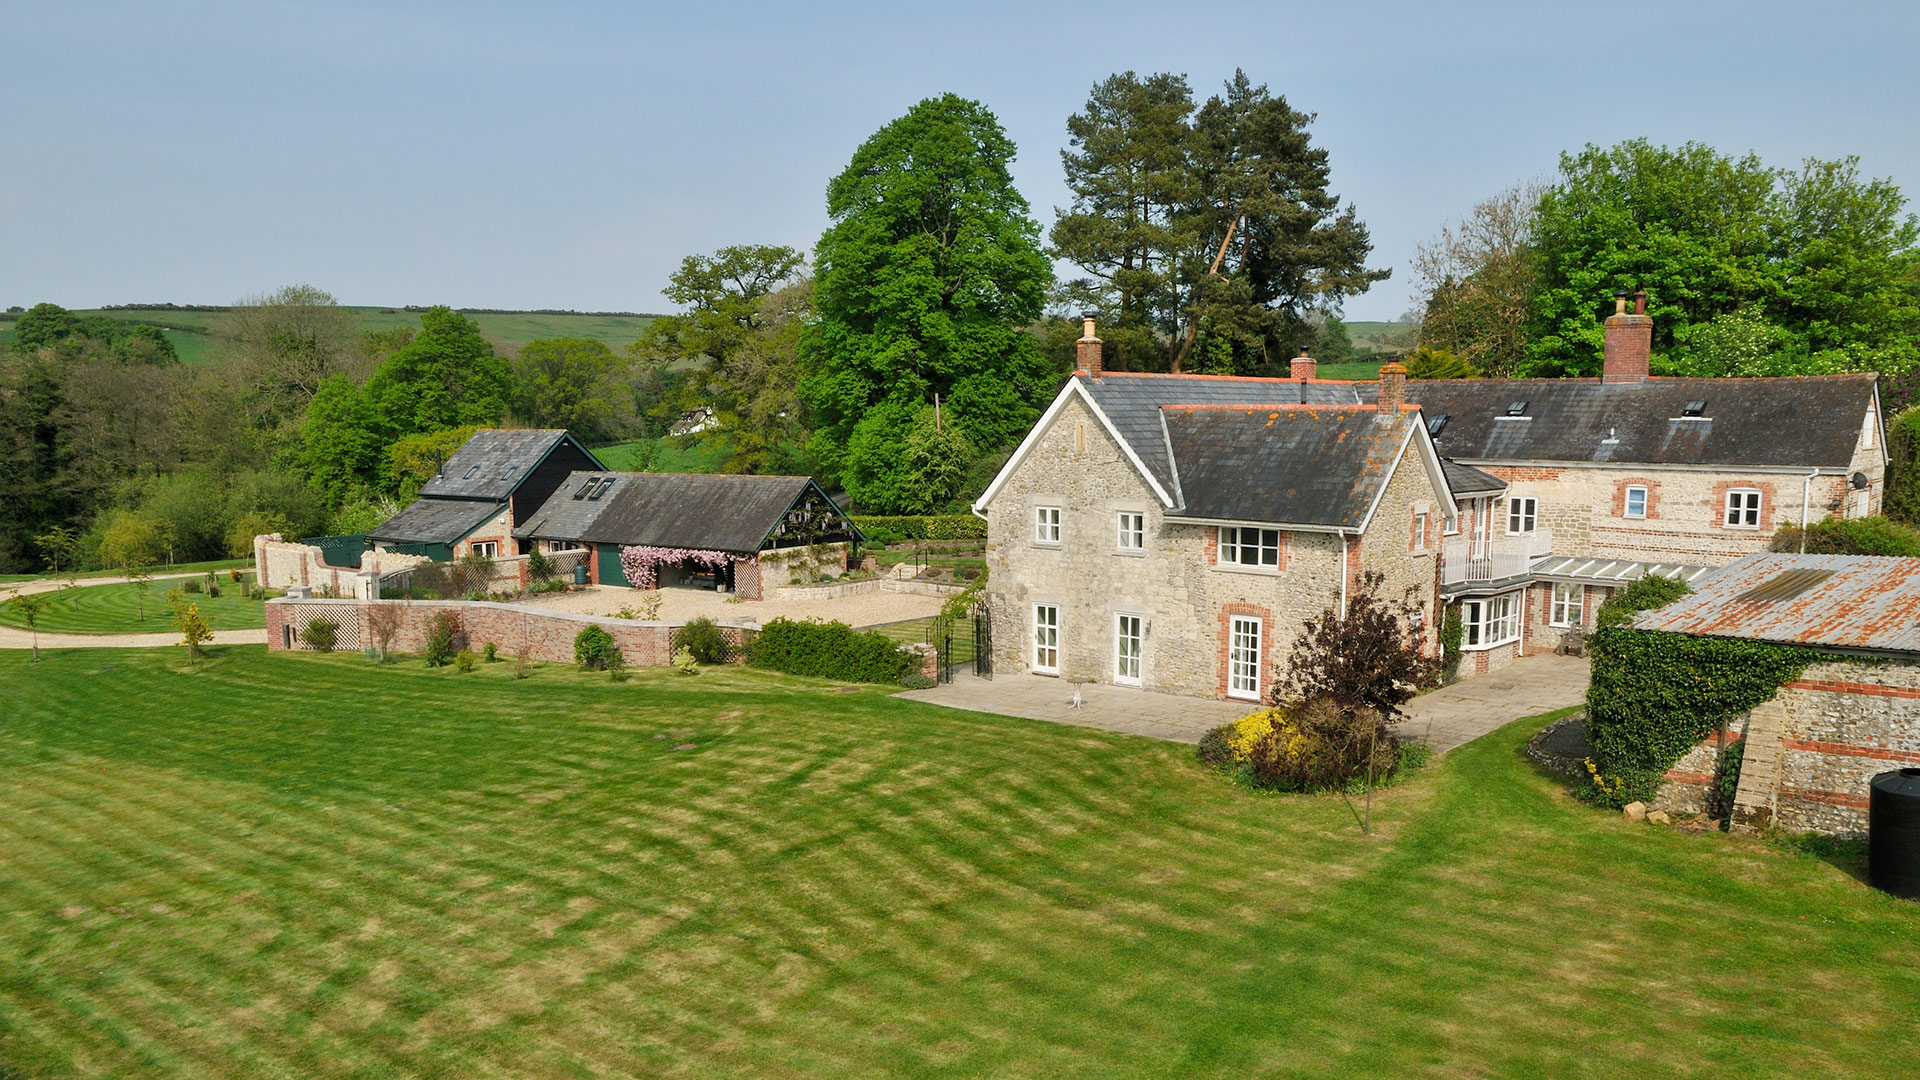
[975,297,1886,700]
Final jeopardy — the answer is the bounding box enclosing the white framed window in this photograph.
[470,541,499,558]
[547,540,581,552]
[1461,592,1521,649]
[1865,415,1877,450]
[1114,613,1142,686]
[1853,490,1871,519]
[1412,510,1429,552]
[1550,583,1582,628]
[1032,604,1060,674]
[1218,526,1280,568]
[1506,497,1537,534]
[1116,511,1145,552]
[1227,615,1262,700]
[1724,489,1762,529]
[1624,486,1648,519]
[1034,505,1062,545]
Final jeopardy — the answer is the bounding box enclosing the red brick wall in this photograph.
[1709,479,1777,532]
[1482,465,1568,483]
[1610,477,1661,519]
[1602,312,1651,383]
[1215,603,1275,700]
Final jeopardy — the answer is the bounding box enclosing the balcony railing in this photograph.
[1440,528,1553,587]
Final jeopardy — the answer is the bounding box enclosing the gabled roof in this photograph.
[1160,404,1419,530]
[1633,552,1920,654]
[1080,373,1366,500]
[418,429,589,501]
[1390,375,1878,469]
[517,472,851,555]
[366,498,506,545]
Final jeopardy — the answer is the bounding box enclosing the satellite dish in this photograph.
[1852,471,1870,490]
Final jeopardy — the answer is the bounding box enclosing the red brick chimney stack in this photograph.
[1376,361,1407,423]
[1076,312,1103,377]
[1290,347,1317,381]
[1603,289,1652,383]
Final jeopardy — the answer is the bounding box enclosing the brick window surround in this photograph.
[1612,478,1660,520]
[1216,603,1275,700]
[1710,480,1777,531]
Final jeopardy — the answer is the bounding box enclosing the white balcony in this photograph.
[1441,528,1553,587]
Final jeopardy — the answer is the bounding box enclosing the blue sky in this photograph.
[4,1,1915,322]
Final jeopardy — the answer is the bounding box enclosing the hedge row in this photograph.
[850,514,987,542]
[746,617,915,683]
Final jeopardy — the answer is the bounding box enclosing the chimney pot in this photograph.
[1290,349,1317,381]
[1376,361,1407,423]
[1603,290,1652,384]
[1076,312,1103,377]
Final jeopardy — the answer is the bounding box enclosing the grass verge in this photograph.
[0,651,1915,1077]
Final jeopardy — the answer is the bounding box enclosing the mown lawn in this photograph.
[1,648,1917,1078]
[0,560,251,587]
[0,575,262,634]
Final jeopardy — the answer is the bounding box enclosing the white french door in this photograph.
[1228,615,1262,700]
[1033,604,1060,674]
[1114,613,1142,686]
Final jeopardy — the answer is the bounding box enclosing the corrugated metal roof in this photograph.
[1531,556,1719,587]
[417,429,573,501]
[1162,405,1413,528]
[1633,553,1920,653]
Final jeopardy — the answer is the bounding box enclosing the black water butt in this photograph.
[1869,768,1920,900]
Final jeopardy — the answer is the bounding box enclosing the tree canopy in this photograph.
[800,93,1054,511]
[362,306,513,437]
[1052,71,1385,375]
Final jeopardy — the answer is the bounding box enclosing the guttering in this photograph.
[1163,515,1349,534]
[1443,457,1846,477]
[1339,528,1349,621]
[1801,467,1820,552]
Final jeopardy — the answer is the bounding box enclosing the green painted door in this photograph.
[597,544,630,587]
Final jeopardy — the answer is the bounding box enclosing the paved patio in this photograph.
[895,653,1591,750]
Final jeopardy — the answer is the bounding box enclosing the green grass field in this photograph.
[1,646,1916,1077]
[592,437,729,473]
[0,574,262,634]
[0,559,251,587]
[0,308,657,365]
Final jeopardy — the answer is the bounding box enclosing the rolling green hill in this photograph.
[0,306,659,364]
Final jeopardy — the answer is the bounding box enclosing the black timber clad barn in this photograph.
[513,472,861,596]
[367,429,604,557]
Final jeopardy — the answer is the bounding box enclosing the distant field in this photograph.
[0,306,658,365]
[593,437,728,473]
[1343,320,1415,355]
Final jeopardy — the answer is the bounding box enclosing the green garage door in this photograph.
[597,544,631,587]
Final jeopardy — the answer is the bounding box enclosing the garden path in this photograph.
[0,627,264,650]
[1391,654,1590,753]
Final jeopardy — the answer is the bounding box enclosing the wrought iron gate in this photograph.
[972,611,992,679]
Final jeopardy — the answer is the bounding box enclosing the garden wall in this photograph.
[265,597,749,667]
[254,534,428,599]
[1653,658,1920,837]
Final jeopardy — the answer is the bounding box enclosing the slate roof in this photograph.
[1079,373,1364,501]
[513,471,626,541]
[1384,375,1877,468]
[1441,458,1506,497]
[1632,553,1920,654]
[418,429,575,501]
[1160,404,1417,529]
[516,472,836,554]
[366,498,505,545]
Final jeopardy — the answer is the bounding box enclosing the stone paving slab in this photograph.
[898,653,1591,752]
[1390,653,1590,753]
[896,671,1255,743]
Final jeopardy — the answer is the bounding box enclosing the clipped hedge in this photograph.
[850,514,987,543]
[746,618,915,683]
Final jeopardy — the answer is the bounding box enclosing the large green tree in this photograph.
[512,337,631,442]
[297,375,385,505]
[1525,140,1920,376]
[362,307,514,438]
[800,93,1053,510]
[1052,71,1386,375]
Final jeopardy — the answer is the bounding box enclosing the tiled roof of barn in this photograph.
[365,498,506,545]
[417,429,575,501]
[1161,404,1417,529]
[1078,373,1365,500]
[520,472,837,554]
[512,471,627,540]
[1633,553,1920,654]
[1378,375,1876,468]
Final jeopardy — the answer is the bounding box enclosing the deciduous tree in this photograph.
[7,592,52,662]
[363,307,513,437]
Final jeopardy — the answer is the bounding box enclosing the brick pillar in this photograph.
[1076,312,1102,376]
[1376,362,1406,423]
[1290,349,1317,380]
